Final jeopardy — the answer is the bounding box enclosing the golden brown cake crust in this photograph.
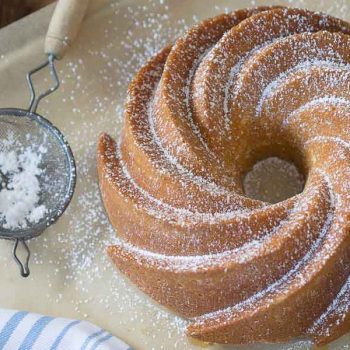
[97,6,350,346]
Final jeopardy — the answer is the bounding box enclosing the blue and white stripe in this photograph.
[0,310,131,350]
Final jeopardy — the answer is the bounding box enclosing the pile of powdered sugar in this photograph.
[0,135,47,229]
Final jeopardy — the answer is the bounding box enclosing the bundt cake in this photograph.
[97,6,350,345]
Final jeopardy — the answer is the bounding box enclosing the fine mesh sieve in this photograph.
[0,0,89,277]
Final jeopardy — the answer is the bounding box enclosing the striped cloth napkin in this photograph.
[0,309,131,350]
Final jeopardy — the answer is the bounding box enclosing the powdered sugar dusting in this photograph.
[100,3,350,347]
[2,1,350,350]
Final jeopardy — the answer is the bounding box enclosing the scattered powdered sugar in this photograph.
[2,1,350,350]
[0,134,47,229]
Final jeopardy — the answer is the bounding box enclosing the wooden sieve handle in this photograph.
[44,0,89,59]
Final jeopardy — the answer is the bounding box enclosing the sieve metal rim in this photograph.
[0,107,77,241]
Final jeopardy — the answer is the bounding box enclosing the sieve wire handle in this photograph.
[45,0,90,60]
[13,239,30,278]
[27,0,89,112]
[27,54,60,114]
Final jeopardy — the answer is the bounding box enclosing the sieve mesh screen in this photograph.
[0,109,75,239]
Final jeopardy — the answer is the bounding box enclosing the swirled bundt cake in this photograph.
[97,6,350,345]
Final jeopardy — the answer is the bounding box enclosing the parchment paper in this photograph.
[0,1,349,349]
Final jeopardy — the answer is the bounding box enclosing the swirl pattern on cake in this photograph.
[97,7,350,345]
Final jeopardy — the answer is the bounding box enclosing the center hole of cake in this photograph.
[243,157,304,204]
